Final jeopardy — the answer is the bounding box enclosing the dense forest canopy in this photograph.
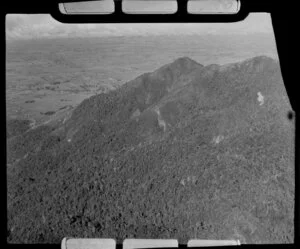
[7,56,294,244]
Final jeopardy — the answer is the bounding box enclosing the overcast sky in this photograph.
[6,13,273,40]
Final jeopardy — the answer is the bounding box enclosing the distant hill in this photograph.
[7,56,294,244]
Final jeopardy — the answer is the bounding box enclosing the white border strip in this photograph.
[61,238,116,249]
[123,239,179,249]
[188,239,241,247]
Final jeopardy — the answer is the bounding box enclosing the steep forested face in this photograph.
[7,55,294,244]
[6,13,294,244]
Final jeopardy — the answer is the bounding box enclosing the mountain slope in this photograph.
[7,56,294,244]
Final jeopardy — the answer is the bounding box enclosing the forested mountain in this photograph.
[7,56,294,244]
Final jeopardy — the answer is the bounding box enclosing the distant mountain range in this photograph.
[7,56,294,244]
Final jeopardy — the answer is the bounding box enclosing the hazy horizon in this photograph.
[6,13,273,41]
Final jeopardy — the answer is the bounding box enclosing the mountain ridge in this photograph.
[7,55,294,244]
[65,55,280,126]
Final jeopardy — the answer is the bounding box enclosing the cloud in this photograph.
[5,13,273,40]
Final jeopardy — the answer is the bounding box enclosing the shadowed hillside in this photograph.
[7,56,294,244]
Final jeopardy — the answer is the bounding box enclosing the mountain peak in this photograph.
[240,55,278,71]
[219,55,278,73]
[242,55,275,64]
[173,56,200,64]
[170,56,203,69]
[153,57,203,79]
